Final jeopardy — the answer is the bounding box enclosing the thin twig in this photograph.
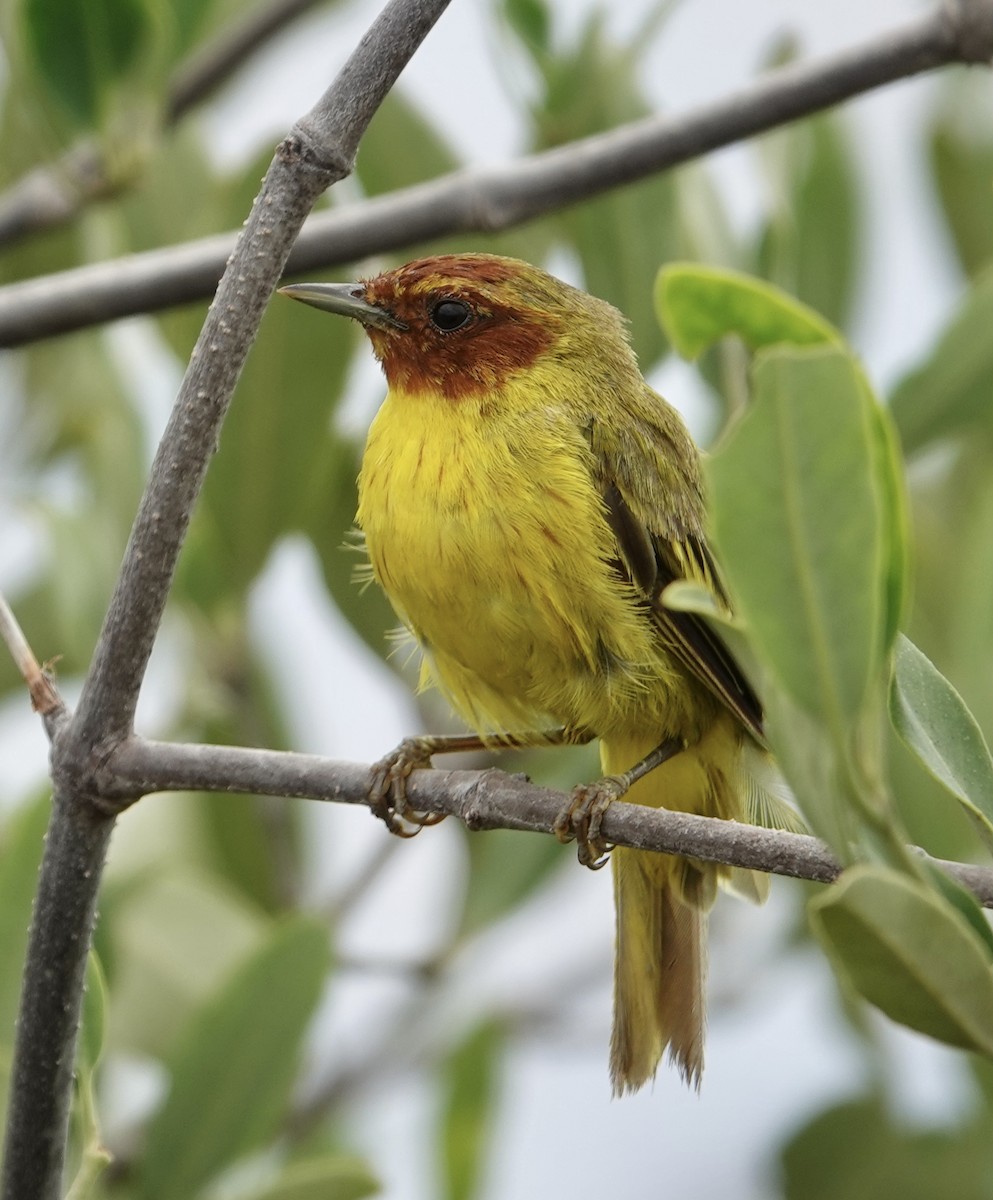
[0,590,66,724]
[0,4,453,1199]
[2,0,992,346]
[107,737,993,907]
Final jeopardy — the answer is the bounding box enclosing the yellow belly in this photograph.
[356,385,700,739]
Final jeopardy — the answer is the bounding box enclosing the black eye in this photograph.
[429,299,472,332]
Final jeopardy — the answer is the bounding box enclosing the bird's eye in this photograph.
[429,299,472,332]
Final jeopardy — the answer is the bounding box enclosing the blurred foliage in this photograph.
[754,33,862,329]
[2,1,993,1199]
[780,1092,993,1200]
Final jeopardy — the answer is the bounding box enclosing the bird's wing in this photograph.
[589,405,766,745]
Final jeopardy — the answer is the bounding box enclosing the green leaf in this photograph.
[139,917,331,1200]
[656,263,840,359]
[781,1094,993,1200]
[356,90,459,195]
[867,402,910,657]
[502,0,551,55]
[67,952,113,1200]
[0,796,49,1138]
[708,345,887,727]
[889,267,993,454]
[197,793,296,915]
[179,296,355,609]
[925,864,993,958]
[105,867,267,1058]
[810,864,993,1057]
[79,952,108,1074]
[307,437,401,661]
[188,637,303,913]
[763,687,860,851]
[890,634,993,850]
[929,73,993,278]
[754,110,861,329]
[0,796,48,1035]
[23,0,150,127]
[230,1155,380,1200]
[167,0,242,59]
[440,1022,502,1200]
[459,828,563,938]
[528,10,677,366]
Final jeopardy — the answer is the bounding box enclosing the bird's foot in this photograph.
[553,775,629,870]
[368,737,448,837]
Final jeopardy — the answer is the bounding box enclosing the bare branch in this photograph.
[108,737,993,908]
[0,786,116,1200]
[0,4,452,1198]
[3,0,993,346]
[0,590,66,725]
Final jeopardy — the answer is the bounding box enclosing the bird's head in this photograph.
[280,253,633,401]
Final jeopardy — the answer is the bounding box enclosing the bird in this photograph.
[280,253,789,1093]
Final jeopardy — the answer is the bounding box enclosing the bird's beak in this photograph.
[277,281,407,331]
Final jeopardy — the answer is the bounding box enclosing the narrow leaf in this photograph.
[357,90,459,195]
[656,263,840,359]
[441,1022,502,1200]
[79,952,108,1073]
[890,634,993,850]
[459,829,563,938]
[24,0,149,127]
[755,111,861,329]
[0,796,48,1034]
[233,1155,380,1200]
[889,267,993,454]
[0,796,49,1137]
[810,865,993,1057]
[138,918,331,1200]
[929,73,993,278]
[708,345,886,726]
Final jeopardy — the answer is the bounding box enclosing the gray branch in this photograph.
[109,737,993,907]
[2,0,993,346]
[0,3,452,1198]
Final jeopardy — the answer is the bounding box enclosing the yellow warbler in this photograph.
[282,254,783,1093]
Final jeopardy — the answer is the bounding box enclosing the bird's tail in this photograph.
[603,715,743,1094]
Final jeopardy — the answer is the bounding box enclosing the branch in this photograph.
[108,737,993,907]
[0,4,452,1198]
[0,590,66,728]
[0,0,329,246]
[0,787,116,1200]
[2,0,993,346]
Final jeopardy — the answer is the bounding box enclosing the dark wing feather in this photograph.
[601,478,765,744]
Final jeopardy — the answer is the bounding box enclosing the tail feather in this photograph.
[610,846,708,1093]
[603,718,744,1094]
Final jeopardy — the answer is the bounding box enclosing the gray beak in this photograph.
[278,281,407,331]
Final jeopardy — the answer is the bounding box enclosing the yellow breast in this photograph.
[356,383,683,735]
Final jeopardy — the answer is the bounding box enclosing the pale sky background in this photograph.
[0,1,982,1198]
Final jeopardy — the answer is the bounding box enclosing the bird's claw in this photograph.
[553,775,626,870]
[368,737,447,837]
